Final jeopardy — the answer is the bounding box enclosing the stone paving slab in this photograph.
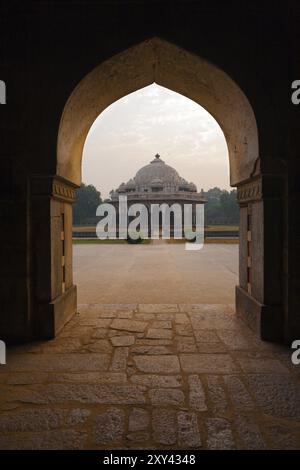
[0,303,299,450]
[180,354,240,374]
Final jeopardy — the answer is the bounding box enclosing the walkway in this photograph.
[73,243,238,304]
[0,303,299,449]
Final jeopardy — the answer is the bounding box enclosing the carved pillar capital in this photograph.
[237,178,262,205]
[31,175,78,203]
[237,175,283,205]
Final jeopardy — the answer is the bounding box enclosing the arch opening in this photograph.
[73,83,236,306]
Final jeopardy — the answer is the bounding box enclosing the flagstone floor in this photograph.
[0,303,300,450]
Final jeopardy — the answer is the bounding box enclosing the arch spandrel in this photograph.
[57,37,258,187]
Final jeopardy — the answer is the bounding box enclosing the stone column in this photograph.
[31,175,78,338]
[236,175,284,341]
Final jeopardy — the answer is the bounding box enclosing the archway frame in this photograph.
[57,37,259,187]
[31,37,284,342]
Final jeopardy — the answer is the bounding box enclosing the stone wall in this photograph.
[0,1,299,343]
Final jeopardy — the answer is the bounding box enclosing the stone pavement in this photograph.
[0,304,300,450]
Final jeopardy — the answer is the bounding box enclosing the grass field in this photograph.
[205,225,239,232]
[72,238,152,245]
[73,225,239,233]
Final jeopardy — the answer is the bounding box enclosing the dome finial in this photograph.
[155,153,160,159]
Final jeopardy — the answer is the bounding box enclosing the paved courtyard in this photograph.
[0,303,299,449]
[73,242,239,304]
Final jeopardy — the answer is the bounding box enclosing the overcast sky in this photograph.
[82,84,230,199]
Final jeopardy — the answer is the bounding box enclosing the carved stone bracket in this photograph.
[237,175,284,205]
[237,178,262,204]
[31,175,78,203]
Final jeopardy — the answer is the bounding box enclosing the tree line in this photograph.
[73,183,239,226]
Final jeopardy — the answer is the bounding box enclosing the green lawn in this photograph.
[205,225,239,232]
[72,238,152,245]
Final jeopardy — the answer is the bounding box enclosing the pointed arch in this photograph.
[57,37,258,187]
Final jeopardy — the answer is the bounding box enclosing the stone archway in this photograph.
[57,38,258,186]
[37,38,282,342]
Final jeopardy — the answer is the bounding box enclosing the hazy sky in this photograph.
[83,84,230,199]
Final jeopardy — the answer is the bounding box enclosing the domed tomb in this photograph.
[111,154,202,197]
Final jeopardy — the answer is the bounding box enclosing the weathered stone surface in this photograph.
[0,408,90,432]
[224,375,254,410]
[79,318,112,328]
[177,411,201,448]
[51,372,127,384]
[2,303,299,450]
[110,319,147,332]
[175,324,194,336]
[87,339,112,353]
[197,342,228,353]
[188,375,207,411]
[134,313,156,321]
[246,374,300,418]
[146,328,173,339]
[207,375,229,415]
[206,418,235,449]
[131,374,182,388]
[4,354,110,372]
[151,320,172,329]
[131,345,172,355]
[180,354,239,374]
[91,329,108,339]
[102,304,137,312]
[60,326,93,338]
[135,339,172,346]
[152,408,176,445]
[175,337,197,353]
[191,311,238,330]
[108,329,130,337]
[183,304,234,315]
[89,304,136,315]
[0,430,87,450]
[126,432,150,442]
[139,304,178,313]
[111,335,135,347]
[236,356,289,374]
[1,372,50,385]
[94,408,124,444]
[117,311,133,318]
[117,311,134,319]
[35,338,83,353]
[175,313,189,324]
[194,330,220,343]
[129,408,149,432]
[217,329,254,350]
[234,414,266,449]
[156,313,174,321]
[7,383,146,405]
[149,388,185,406]
[77,304,91,315]
[110,347,129,371]
[133,355,180,373]
[98,311,117,318]
[264,420,300,450]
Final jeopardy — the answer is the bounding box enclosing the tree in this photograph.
[73,183,102,225]
[204,187,239,225]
